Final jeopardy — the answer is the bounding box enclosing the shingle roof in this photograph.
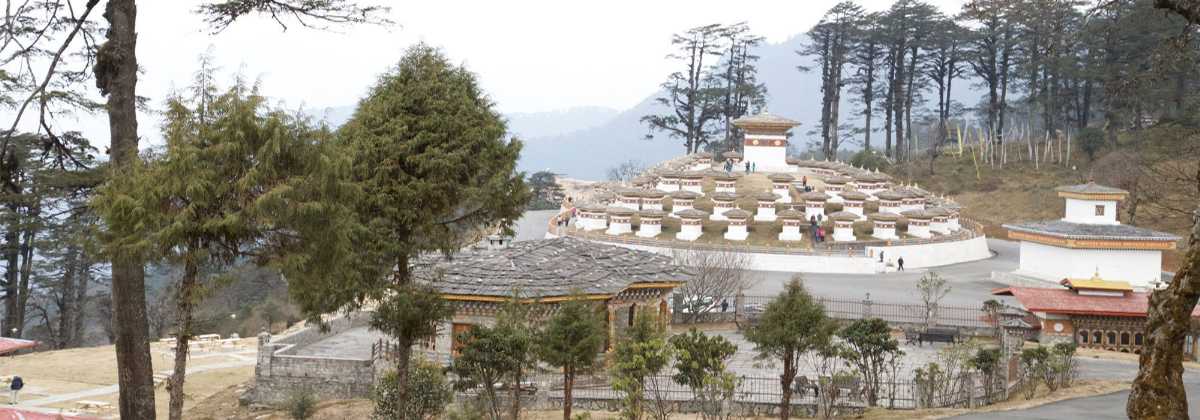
[1003,220,1181,242]
[874,191,907,201]
[723,208,751,219]
[777,209,806,219]
[732,112,800,128]
[828,211,860,222]
[1055,182,1128,196]
[753,191,780,201]
[825,176,853,185]
[640,189,668,199]
[675,208,709,218]
[869,212,902,222]
[839,191,870,201]
[721,151,743,159]
[710,192,740,202]
[854,172,892,182]
[901,209,933,220]
[993,287,1200,318]
[606,207,635,216]
[418,237,691,299]
[800,191,830,201]
[669,190,702,199]
[768,173,796,182]
[639,209,667,218]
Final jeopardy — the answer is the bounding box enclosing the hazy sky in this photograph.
[13,0,965,149]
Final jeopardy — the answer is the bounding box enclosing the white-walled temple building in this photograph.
[1004,182,1180,289]
[732,112,799,172]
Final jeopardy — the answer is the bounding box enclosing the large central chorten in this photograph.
[732,111,799,172]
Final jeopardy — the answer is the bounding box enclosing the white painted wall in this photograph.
[744,144,788,172]
[1016,241,1162,288]
[574,234,991,274]
[865,235,992,270]
[1063,198,1119,225]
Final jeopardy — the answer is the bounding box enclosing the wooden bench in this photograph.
[918,327,959,346]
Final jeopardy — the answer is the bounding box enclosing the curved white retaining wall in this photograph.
[865,235,993,270]
[552,233,992,274]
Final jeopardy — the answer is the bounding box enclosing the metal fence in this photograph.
[520,372,998,411]
[676,294,1009,330]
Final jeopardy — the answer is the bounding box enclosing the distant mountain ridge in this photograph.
[318,32,980,181]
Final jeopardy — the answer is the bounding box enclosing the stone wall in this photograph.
[248,313,379,405]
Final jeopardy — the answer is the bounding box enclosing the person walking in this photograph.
[9,376,22,404]
[802,176,807,187]
[897,257,905,271]
[817,227,825,243]
[751,162,756,173]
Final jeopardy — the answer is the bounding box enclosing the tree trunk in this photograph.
[563,367,574,420]
[16,219,36,335]
[1128,208,1200,420]
[97,0,156,417]
[511,364,521,420]
[2,229,18,337]
[780,353,794,420]
[58,243,81,349]
[168,259,198,420]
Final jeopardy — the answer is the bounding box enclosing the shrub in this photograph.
[285,388,317,420]
[373,357,453,420]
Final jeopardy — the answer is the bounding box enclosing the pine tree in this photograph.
[641,24,727,154]
[93,70,343,420]
[330,43,530,406]
[538,296,606,420]
[743,277,835,420]
[803,2,864,160]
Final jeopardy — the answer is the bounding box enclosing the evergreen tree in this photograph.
[743,277,835,420]
[669,328,739,420]
[610,310,671,420]
[93,71,342,420]
[715,22,768,152]
[328,43,530,406]
[848,12,887,152]
[803,2,864,160]
[641,24,727,154]
[538,296,606,420]
[837,318,902,407]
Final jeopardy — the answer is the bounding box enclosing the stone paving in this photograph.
[291,326,389,360]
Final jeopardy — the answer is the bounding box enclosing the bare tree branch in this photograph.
[197,0,392,33]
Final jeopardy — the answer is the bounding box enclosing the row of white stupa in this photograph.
[574,196,962,243]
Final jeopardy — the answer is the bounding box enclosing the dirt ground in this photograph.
[0,339,257,418]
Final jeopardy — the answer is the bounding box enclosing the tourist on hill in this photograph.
[751,162,756,173]
[9,376,22,404]
[817,227,825,243]
[897,257,905,271]
[744,161,750,172]
[802,176,807,187]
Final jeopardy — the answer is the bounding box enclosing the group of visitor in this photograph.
[809,215,825,243]
[721,159,757,174]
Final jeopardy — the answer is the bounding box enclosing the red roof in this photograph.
[992,287,1200,318]
[0,338,37,356]
[0,408,98,419]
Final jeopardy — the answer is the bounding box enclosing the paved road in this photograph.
[744,238,1020,307]
[952,357,1200,419]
